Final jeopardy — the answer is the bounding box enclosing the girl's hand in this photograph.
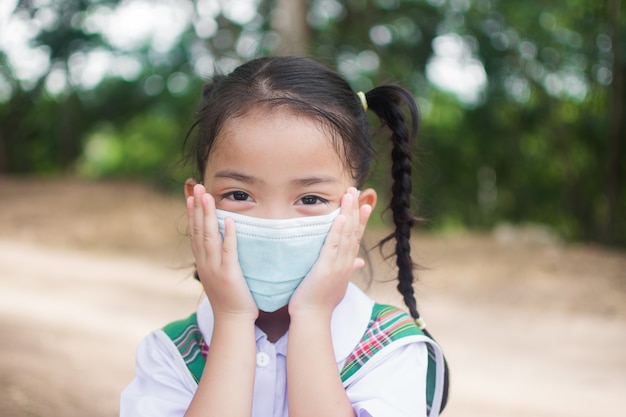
[288,187,372,318]
[187,184,258,321]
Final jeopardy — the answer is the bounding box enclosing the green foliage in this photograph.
[323,0,624,244]
[76,112,177,178]
[0,0,624,245]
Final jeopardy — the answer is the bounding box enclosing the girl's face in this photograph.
[199,109,374,219]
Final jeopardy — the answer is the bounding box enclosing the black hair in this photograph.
[183,56,448,409]
[185,56,371,186]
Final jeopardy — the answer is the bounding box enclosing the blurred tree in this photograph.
[606,0,624,244]
[0,0,623,245]
[272,0,311,54]
[304,0,624,244]
[0,0,269,174]
[1,0,133,172]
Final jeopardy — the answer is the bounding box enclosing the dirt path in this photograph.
[1,177,625,417]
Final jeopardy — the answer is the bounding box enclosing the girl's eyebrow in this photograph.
[214,170,258,183]
[292,176,337,186]
[214,171,336,186]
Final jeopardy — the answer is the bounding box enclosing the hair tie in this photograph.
[415,317,427,330]
[357,91,368,111]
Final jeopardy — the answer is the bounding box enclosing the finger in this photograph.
[193,184,206,230]
[339,189,355,232]
[221,216,239,266]
[201,192,224,266]
[201,192,219,244]
[191,184,207,255]
[340,188,355,215]
[349,187,360,241]
[341,188,368,267]
[357,203,372,240]
[337,190,357,258]
[353,257,366,270]
[320,213,346,258]
[187,194,204,260]
[186,195,195,238]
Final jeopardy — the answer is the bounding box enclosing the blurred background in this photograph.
[0,1,625,417]
[1,0,624,243]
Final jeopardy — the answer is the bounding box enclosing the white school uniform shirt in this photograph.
[120,283,428,417]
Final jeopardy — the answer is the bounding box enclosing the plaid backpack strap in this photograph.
[162,313,208,383]
[340,304,446,417]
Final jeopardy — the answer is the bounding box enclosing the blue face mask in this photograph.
[216,209,340,312]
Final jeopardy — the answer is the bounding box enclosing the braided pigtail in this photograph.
[365,86,450,411]
[365,86,423,320]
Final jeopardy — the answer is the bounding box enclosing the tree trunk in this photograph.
[604,0,624,243]
[271,0,311,55]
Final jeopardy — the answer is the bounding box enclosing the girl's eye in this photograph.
[225,191,251,201]
[298,195,328,205]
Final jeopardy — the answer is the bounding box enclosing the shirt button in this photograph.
[256,352,270,367]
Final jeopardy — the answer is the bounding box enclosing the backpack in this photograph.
[163,303,447,416]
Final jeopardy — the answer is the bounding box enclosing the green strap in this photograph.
[339,304,424,381]
[162,313,205,383]
[339,304,440,414]
[162,304,442,414]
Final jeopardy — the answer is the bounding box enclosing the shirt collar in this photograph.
[196,283,374,363]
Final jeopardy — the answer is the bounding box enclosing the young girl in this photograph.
[121,56,449,417]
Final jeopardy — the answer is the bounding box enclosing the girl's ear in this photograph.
[358,188,377,210]
[184,178,199,199]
